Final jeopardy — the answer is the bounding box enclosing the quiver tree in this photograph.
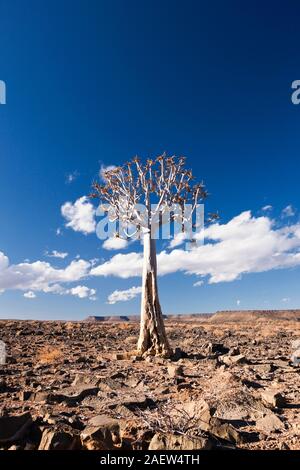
[91,154,208,358]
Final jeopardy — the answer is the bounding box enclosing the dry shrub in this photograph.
[118,323,135,331]
[37,346,63,364]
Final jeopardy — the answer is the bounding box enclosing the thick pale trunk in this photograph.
[137,231,172,357]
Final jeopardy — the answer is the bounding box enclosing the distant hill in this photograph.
[209,309,300,322]
[84,313,213,322]
[85,310,300,323]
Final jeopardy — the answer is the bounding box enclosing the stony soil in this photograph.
[0,318,300,450]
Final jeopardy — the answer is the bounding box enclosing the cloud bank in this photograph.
[92,211,300,284]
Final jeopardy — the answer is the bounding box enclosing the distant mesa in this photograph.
[209,309,300,322]
[84,310,300,323]
[84,313,213,322]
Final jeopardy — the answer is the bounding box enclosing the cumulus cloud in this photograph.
[91,211,300,284]
[66,285,96,300]
[102,237,129,250]
[282,205,296,218]
[262,205,272,211]
[91,252,143,278]
[61,196,96,235]
[0,252,91,296]
[107,286,142,304]
[24,291,36,299]
[45,250,68,259]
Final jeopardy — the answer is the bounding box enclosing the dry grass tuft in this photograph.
[37,346,63,364]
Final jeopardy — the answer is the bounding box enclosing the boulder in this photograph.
[38,428,80,450]
[261,390,286,408]
[179,399,215,431]
[209,418,243,444]
[148,433,212,450]
[291,349,300,367]
[256,412,284,433]
[0,412,32,444]
[81,415,120,450]
[167,364,184,378]
[291,339,300,350]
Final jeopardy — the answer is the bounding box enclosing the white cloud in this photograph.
[91,252,143,278]
[281,297,290,303]
[0,252,91,295]
[45,250,68,259]
[56,228,62,236]
[67,285,96,300]
[24,291,36,299]
[262,205,272,211]
[103,237,129,250]
[107,286,142,304]
[61,196,96,235]
[282,205,296,218]
[193,280,204,287]
[91,210,300,284]
[236,299,241,306]
[100,164,116,182]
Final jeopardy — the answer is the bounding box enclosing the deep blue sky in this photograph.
[1,0,300,319]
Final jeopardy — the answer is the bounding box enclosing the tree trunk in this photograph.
[137,231,172,357]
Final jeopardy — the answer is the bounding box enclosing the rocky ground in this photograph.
[0,317,300,450]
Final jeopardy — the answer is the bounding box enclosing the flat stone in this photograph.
[32,385,99,405]
[149,433,212,450]
[81,415,120,450]
[256,412,284,433]
[220,354,246,366]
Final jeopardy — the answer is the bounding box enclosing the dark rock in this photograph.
[32,385,99,405]
[0,412,32,444]
[206,343,229,355]
[38,427,80,450]
[0,378,7,392]
[19,390,32,401]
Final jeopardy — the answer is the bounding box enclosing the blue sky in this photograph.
[1,0,300,319]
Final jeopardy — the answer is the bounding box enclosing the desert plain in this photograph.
[1,310,300,451]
